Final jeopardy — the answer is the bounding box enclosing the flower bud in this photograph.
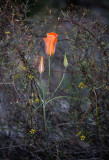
[64,53,68,68]
[39,56,44,74]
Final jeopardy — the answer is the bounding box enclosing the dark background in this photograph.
[26,0,109,9]
[23,0,109,19]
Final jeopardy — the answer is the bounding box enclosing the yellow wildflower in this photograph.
[5,31,10,34]
[23,67,26,71]
[84,85,87,88]
[83,60,87,65]
[73,28,75,32]
[35,98,39,103]
[78,82,87,89]
[29,74,34,80]
[66,88,69,92]
[30,129,36,134]
[31,93,34,97]
[47,92,50,94]
[29,99,33,105]
[14,73,20,79]
[17,65,21,69]
[80,135,85,140]
[17,64,26,71]
[77,131,81,136]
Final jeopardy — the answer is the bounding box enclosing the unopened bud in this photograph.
[39,56,44,74]
[64,53,68,68]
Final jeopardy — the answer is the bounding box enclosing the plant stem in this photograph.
[43,102,47,133]
[50,68,66,99]
[49,56,50,81]
[46,95,80,105]
[47,56,51,92]
[40,73,47,137]
[40,74,45,100]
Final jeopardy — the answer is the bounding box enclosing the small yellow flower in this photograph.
[35,98,39,103]
[80,135,85,140]
[29,74,34,80]
[23,67,26,71]
[30,129,36,134]
[66,88,69,92]
[17,64,26,71]
[31,93,34,97]
[78,82,87,89]
[29,99,33,104]
[84,85,87,88]
[83,60,87,65]
[17,65,21,69]
[14,73,20,79]
[47,92,50,94]
[5,31,10,34]
[77,131,81,136]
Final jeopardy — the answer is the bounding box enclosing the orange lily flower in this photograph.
[39,56,44,74]
[43,32,58,56]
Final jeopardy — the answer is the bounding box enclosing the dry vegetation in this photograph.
[0,0,109,159]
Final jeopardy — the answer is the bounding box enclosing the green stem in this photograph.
[47,56,51,92]
[46,96,80,106]
[43,102,47,133]
[40,74,45,100]
[32,103,43,114]
[49,56,50,81]
[50,68,66,99]
[40,73,47,137]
